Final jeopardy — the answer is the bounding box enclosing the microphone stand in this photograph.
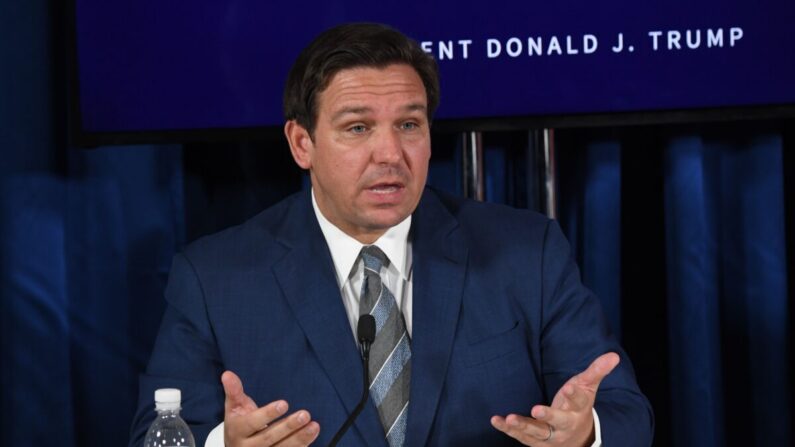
[328,315,375,447]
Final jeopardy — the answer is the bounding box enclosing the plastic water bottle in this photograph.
[143,388,196,447]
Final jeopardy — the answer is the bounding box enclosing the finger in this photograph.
[532,405,576,431]
[491,414,554,443]
[533,404,595,445]
[273,421,321,447]
[238,399,290,436]
[573,352,620,390]
[222,370,258,415]
[255,410,314,446]
[559,382,592,411]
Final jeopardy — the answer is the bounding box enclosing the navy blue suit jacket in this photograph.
[130,188,653,446]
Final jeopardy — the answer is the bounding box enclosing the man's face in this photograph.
[286,64,431,243]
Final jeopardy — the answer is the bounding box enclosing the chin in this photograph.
[363,209,411,229]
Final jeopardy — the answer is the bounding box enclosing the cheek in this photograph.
[407,144,431,173]
[327,153,367,191]
[317,144,352,174]
[338,149,372,173]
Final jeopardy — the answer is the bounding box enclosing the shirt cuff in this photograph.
[590,408,602,447]
[205,422,224,447]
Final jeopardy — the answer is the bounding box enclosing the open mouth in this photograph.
[368,183,404,193]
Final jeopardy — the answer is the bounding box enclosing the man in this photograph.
[130,23,653,446]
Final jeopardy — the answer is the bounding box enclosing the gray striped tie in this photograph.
[359,246,410,447]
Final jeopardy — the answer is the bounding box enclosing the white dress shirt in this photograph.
[312,191,414,339]
[204,190,602,446]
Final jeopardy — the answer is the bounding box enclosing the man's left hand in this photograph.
[490,352,620,446]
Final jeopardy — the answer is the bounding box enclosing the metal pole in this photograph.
[526,128,558,217]
[461,131,484,201]
[542,128,557,219]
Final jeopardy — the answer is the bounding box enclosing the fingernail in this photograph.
[297,411,308,423]
[536,409,546,418]
[306,423,318,434]
[276,401,286,412]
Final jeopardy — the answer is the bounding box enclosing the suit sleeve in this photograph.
[128,253,225,446]
[538,220,654,446]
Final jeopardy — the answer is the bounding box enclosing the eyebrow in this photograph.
[330,103,428,123]
[331,107,372,123]
[403,103,428,114]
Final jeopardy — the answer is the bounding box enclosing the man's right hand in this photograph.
[222,371,320,446]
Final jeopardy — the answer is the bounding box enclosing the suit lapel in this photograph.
[405,190,468,446]
[271,192,386,446]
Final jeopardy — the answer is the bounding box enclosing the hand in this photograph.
[490,352,620,446]
[222,370,320,446]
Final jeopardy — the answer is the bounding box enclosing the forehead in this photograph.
[317,64,427,113]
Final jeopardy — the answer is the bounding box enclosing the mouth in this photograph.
[367,182,404,194]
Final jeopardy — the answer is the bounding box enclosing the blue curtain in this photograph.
[552,125,792,447]
[664,131,790,446]
[1,148,184,446]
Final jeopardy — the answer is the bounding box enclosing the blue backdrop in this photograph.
[73,0,795,130]
[1,1,793,445]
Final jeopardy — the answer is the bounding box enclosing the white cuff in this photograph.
[590,408,602,447]
[205,422,224,447]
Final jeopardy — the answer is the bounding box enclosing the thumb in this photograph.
[222,370,257,415]
[575,352,620,390]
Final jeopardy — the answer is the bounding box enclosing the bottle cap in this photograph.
[154,388,181,410]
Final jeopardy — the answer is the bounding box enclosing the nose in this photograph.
[371,128,403,165]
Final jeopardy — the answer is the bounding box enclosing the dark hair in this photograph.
[283,23,440,137]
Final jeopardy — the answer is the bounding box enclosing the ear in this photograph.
[284,120,314,170]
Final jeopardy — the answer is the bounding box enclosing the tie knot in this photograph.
[361,245,390,272]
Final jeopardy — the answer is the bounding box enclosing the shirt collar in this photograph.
[312,189,411,289]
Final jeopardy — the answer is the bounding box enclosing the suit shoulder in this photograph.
[180,192,301,267]
[428,187,551,235]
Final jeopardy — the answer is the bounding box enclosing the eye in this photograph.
[348,124,367,134]
[400,121,419,131]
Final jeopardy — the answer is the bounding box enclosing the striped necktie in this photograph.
[359,245,411,447]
